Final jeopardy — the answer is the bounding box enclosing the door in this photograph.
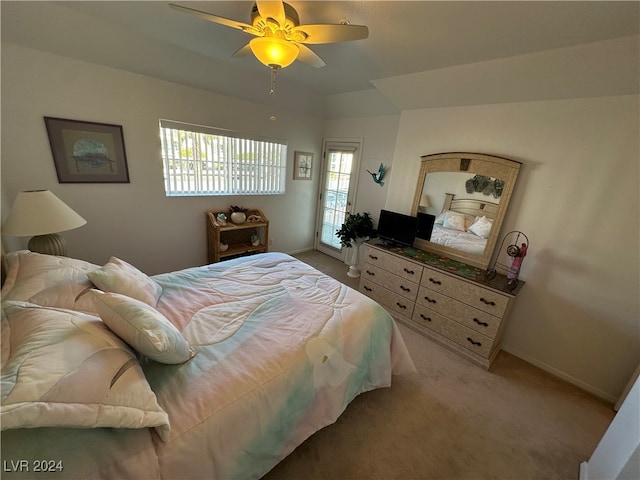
[315,139,362,261]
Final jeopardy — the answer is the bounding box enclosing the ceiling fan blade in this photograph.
[294,24,369,44]
[296,44,326,68]
[169,3,255,33]
[232,43,253,58]
[256,0,286,27]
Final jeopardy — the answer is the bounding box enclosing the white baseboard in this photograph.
[286,247,314,255]
[579,461,589,480]
[501,344,618,405]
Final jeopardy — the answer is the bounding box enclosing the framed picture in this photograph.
[44,117,130,183]
[293,151,313,180]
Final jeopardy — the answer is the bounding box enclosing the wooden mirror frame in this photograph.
[411,152,521,269]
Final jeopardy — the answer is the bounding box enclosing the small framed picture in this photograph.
[44,116,130,183]
[293,151,313,180]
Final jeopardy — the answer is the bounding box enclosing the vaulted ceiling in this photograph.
[2,1,639,116]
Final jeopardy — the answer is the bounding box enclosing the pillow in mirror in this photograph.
[442,211,475,232]
[468,216,493,238]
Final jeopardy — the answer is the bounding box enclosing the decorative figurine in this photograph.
[507,243,528,288]
[366,163,386,186]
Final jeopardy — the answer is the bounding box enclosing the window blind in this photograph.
[159,119,287,196]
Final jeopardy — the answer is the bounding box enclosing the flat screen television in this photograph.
[416,212,436,241]
[377,209,418,247]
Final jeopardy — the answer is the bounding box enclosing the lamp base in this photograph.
[28,234,67,256]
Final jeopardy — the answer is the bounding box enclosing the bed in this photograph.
[429,193,498,255]
[1,250,415,479]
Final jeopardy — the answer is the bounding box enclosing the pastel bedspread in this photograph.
[1,252,414,479]
[150,253,414,479]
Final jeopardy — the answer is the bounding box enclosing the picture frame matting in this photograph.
[293,151,313,180]
[44,116,130,183]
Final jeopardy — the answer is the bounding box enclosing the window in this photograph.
[159,119,287,196]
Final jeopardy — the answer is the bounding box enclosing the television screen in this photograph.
[377,209,418,247]
[416,212,436,241]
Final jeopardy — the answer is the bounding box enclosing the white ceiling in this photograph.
[2,1,639,115]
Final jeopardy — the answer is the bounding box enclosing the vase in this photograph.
[230,212,246,224]
[346,238,365,278]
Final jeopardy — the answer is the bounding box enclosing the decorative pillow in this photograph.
[91,291,194,364]
[468,216,494,239]
[88,257,162,307]
[1,250,99,313]
[0,301,171,441]
[442,211,468,232]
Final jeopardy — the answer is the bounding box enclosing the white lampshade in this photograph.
[2,190,86,256]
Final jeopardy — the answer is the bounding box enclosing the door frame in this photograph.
[314,137,363,262]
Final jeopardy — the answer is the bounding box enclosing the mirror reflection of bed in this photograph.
[411,153,521,269]
[417,193,498,256]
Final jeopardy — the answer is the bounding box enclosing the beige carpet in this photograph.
[263,250,615,480]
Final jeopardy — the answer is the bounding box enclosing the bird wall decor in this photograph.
[367,163,386,186]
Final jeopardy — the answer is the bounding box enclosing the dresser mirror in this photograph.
[410,152,521,269]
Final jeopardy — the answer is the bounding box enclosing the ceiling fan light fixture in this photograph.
[249,37,299,69]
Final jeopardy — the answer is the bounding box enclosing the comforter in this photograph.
[1,252,415,479]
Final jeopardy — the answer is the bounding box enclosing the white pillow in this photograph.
[0,301,170,441]
[88,257,162,306]
[442,211,468,232]
[1,250,99,313]
[91,290,195,364]
[468,216,494,238]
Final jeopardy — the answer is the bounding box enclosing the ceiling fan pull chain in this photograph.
[270,67,277,95]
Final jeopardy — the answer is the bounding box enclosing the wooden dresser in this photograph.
[359,241,524,369]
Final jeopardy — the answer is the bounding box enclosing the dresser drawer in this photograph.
[360,279,415,317]
[412,304,493,358]
[363,246,423,283]
[361,263,418,301]
[416,286,501,337]
[421,267,509,317]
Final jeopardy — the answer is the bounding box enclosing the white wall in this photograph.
[1,44,324,274]
[580,374,640,480]
[384,96,639,401]
[323,115,401,223]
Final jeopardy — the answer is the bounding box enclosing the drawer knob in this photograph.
[396,302,407,310]
[466,337,482,347]
[403,268,415,275]
[400,285,411,292]
[480,297,496,306]
[363,286,372,292]
[419,313,432,322]
[473,318,489,327]
[365,270,375,276]
[368,254,378,260]
[423,296,437,304]
[428,277,442,285]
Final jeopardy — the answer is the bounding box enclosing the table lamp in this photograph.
[2,190,87,256]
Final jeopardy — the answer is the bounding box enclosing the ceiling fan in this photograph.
[169,1,369,71]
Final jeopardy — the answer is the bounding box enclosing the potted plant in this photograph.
[229,205,248,224]
[336,212,376,277]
